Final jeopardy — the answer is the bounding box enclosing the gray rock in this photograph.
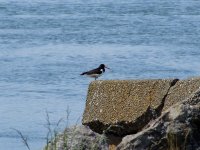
[45,125,108,150]
[117,88,200,150]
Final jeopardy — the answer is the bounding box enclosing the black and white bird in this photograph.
[80,64,110,80]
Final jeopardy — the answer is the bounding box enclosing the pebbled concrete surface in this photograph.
[82,78,200,136]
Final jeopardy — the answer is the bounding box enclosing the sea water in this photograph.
[1,0,200,149]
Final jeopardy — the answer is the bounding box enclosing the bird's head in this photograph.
[99,64,110,69]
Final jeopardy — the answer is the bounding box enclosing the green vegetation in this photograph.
[13,108,107,150]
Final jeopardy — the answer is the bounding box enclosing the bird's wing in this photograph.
[81,68,102,75]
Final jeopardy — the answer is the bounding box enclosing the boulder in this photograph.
[82,78,200,137]
[83,79,170,135]
[45,125,108,150]
[117,87,200,150]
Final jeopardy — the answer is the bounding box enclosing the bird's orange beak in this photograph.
[105,66,110,69]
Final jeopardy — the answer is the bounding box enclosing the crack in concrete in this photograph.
[84,79,180,137]
[154,78,179,117]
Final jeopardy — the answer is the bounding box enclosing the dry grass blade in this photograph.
[11,128,31,150]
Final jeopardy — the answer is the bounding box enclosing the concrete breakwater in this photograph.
[82,78,200,149]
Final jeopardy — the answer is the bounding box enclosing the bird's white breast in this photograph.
[87,74,102,78]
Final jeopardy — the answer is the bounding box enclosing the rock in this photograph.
[83,79,175,136]
[45,125,108,150]
[116,88,200,150]
[82,78,200,137]
[47,78,200,150]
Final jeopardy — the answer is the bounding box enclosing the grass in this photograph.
[167,132,179,150]
[11,128,31,150]
[13,108,108,150]
[167,127,191,150]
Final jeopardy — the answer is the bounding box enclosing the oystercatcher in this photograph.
[80,64,110,80]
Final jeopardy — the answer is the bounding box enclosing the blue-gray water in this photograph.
[1,0,200,149]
